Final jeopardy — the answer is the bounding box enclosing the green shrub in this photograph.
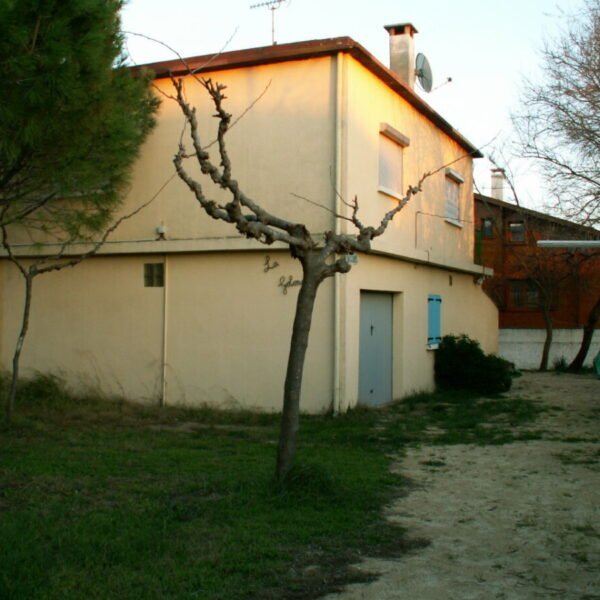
[434,335,513,395]
[553,356,568,372]
[17,373,69,408]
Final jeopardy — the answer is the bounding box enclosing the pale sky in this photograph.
[121,0,586,211]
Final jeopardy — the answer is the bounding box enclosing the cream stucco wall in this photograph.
[97,58,339,248]
[336,252,498,411]
[0,247,496,412]
[0,256,165,401]
[0,49,498,414]
[6,53,478,272]
[4,57,338,249]
[338,56,476,269]
[0,250,334,412]
[163,250,333,412]
[328,54,496,411]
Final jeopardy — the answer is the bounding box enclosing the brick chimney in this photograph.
[384,23,418,88]
[491,168,506,201]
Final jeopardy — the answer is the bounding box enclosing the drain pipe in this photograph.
[160,254,168,406]
[333,52,346,415]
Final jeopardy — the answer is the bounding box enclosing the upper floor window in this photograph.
[445,168,464,226]
[378,123,410,200]
[481,217,494,238]
[508,221,525,243]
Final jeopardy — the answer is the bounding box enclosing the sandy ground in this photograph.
[323,372,600,600]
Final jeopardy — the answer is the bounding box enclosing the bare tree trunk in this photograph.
[5,272,33,421]
[539,305,553,371]
[568,295,600,371]
[276,258,322,481]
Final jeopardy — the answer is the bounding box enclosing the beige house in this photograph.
[0,24,497,413]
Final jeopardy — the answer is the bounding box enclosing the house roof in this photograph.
[475,193,600,238]
[136,37,483,158]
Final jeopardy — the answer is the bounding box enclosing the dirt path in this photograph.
[323,372,600,600]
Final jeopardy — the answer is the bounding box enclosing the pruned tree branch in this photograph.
[170,68,476,480]
[172,75,475,275]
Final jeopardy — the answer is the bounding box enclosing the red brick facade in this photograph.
[474,194,600,330]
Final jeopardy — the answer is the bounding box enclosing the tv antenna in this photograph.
[415,52,433,93]
[250,0,288,45]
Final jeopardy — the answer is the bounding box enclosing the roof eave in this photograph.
[475,193,600,236]
[135,37,482,158]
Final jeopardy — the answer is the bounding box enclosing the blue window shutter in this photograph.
[427,295,442,345]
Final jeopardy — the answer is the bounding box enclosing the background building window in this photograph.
[481,217,494,238]
[511,280,539,308]
[144,263,164,287]
[508,221,525,243]
[378,123,409,199]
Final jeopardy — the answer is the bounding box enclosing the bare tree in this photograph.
[479,197,599,371]
[479,153,600,371]
[0,196,157,421]
[512,0,600,226]
[510,242,596,371]
[172,77,457,480]
[569,295,600,370]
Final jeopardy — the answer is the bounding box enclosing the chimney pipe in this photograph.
[384,23,418,88]
[490,168,506,201]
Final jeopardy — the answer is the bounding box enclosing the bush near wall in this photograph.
[435,335,513,395]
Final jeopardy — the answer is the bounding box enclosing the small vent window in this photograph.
[144,263,164,287]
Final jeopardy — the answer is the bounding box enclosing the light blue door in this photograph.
[359,292,393,406]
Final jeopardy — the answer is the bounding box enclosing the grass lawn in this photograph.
[0,375,542,599]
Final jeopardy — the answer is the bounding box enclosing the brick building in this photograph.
[474,191,600,369]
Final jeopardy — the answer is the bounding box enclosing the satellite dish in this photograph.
[415,53,433,93]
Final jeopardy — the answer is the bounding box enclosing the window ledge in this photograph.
[445,168,465,183]
[380,123,410,147]
[445,218,463,228]
[426,343,439,351]
[378,186,404,201]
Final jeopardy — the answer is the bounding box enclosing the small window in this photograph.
[511,280,538,308]
[481,217,494,238]
[427,294,442,347]
[144,263,164,287]
[508,221,525,243]
[445,169,464,226]
[378,124,409,199]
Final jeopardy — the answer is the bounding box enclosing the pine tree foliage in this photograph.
[0,0,159,236]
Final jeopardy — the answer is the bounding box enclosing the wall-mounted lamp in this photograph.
[156,223,166,241]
